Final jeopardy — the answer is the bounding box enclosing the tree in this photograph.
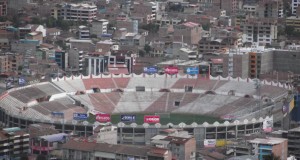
[202,23,210,31]
[285,26,295,36]
[144,44,151,54]
[141,23,159,33]
[139,50,145,57]
[263,153,280,160]
[31,17,42,24]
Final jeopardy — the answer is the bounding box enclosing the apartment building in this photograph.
[240,18,278,46]
[68,48,86,73]
[243,4,258,16]
[0,127,30,159]
[288,127,300,159]
[248,137,288,160]
[286,16,300,32]
[78,25,90,40]
[51,3,97,22]
[199,28,242,54]
[55,50,68,70]
[257,0,283,18]
[132,2,158,23]
[62,138,172,160]
[292,0,300,15]
[151,135,196,160]
[0,55,9,73]
[0,0,7,16]
[221,0,240,15]
[90,19,109,37]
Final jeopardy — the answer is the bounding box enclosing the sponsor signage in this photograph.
[144,115,160,123]
[18,77,26,85]
[282,104,288,114]
[73,113,88,120]
[204,139,216,148]
[143,66,158,74]
[96,114,111,122]
[121,115,136,122]
[186,67,199,75]
[51,112,64,117]
[165,66,179,75]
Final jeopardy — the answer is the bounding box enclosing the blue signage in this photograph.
[51,112,64,117]
[144,66,158,74]
[186,67,199,75]
[121,115,136,122]
[73,113,88,120]
[18,77,26,85]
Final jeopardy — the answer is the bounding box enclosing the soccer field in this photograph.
[88,113,221,125]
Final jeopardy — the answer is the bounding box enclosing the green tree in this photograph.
[263,153,280,160]
[55,40,67,50]
[202,23,210,31]
[31,17,42,24]
[139,50,145,57]
[141,23,159,33]
[286,26,295,36]
[144,44,151,54]
[12,15,21,27]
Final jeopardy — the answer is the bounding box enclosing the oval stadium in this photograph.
[0,74,290,147]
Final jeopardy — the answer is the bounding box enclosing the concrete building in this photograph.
[287,127,300,159]
[51,3,97,22]
[93,125,117,144]
[240,18,278,46]
[120,32,145,47]
[0,0,7,16]
[286,16,300,32]
[248,137,288,160]
[90,19,109,37]
[78,25,90,40]
[62,138,172,160]
[151,135,196,160]
[26,31,43,44]
[68,48,86,74]
[292,0,300,15]
[257,0,283,18]
[31,133,68,155]
[0,55,9,73]
[221,0,240,15]
[0,127,30,159]
[68,39,95,52]
[243,4,258,16]
[55,50,68,70]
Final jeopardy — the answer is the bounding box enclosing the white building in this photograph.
[52,3,97,22]
[292,0,300,15]
[79,25,90,40]
[90,19,109,37]
[240,19,278,46]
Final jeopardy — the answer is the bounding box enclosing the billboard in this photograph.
[73,113,88,121]
[96,114,111,122]
[165,66,179,75]
[186,67,199,75]
[144,66,158,74]
[263,116,273,132]
[144,115,160,123]
[121,115,136,122]
[204,139,216,148]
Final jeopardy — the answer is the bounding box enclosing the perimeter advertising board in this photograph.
[96,114,111,123]
[121,115,136,122]
[144,66,158,74]
[186,67,199,75]
[73,113,88,121]
[164,66,179,75]
[144,115,160,123]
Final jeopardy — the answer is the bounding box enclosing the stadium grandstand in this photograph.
[0,74,291,147]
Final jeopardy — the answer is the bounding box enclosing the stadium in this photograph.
[0,73,291,147]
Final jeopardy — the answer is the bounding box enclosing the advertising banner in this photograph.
[165,66,179,75]
[204,139,216,148]
[186,67,199,75]
[121,115,136,122]
[96,114,111,123]
[73,113,88,121]
[144,115,160,123]
[144,66,158,74]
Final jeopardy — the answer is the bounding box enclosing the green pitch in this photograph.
[88,113,221,125]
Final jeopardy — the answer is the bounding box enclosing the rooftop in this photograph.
[248,137,287,145]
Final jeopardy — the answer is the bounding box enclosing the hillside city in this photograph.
[0,0,300,160]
